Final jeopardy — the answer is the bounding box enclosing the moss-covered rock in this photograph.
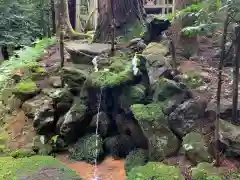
[22,94,52,119]
[61,67,88,93]
[10,148,36,158]
[169,99,205,137]
[131,103,180,161]
[33,105,55,135]
[219,119,240,156]
[142,42,170,67]
[90,67,135,88]
[32,136,53,155]
[120,84,146,109]
[192,162,223,180]
[43,88,74,116]
[131,103,166,127]
[124,149,148,173]
[181,72,204,89]
[30,64,48,79]
[127,162,184,180]
[0,156,83,180]
[60,103,89,143]
[152,78,184,102]
[13,80,40,101]
[183,132,212,164]
[70,134,103,164]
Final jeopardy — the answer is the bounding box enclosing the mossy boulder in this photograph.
[142,42,170,68]
[103,135,137,159]
[13,80,40,101]
[70,134,103,164]
[131,103,180,161]
[32,136,53,155]
[192,162,223,180]
[127,162,184,180]
[0,156,83,180]
[152,78,184,102]
[22,94,52,118]
[61,67,88,93]
[89,112,111,137]
[169,99,205,137]
[131,103,166,127]
[60,103,89,143]
[89,67,135,88]
[183,132,212,164]
[219,119,240,156]
[29,65,48,80]
[10,148,36,158]
[120,84,146,110]
[124,149,148,174]
[43,88,74,116]
[33,105,55,135]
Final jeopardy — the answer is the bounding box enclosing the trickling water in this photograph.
[92,87,103,180]
[132,53,139,76]
[92,56,99,72]
[92,54,103,180]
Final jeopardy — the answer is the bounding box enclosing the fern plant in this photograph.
[176,0,223,37]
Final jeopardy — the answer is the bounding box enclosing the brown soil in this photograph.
[6,110,35,150]
[59,155,126,180]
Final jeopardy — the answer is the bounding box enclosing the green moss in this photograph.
[183,132,212,164]
[192,162,223,180]
[127,162,184,180]
[121,85,146,107]
[131,103,165,125]
[70,134,103,164]
[90,67,134,88]
[182,72,204,89]
[153,78,183,101]
[0,155,83,180]
[109,54,131,73]
[10,148,36,158]
[61,67,88,88]
[13,80,39,95]
[124,149,148,173]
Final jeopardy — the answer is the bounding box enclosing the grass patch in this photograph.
[0,155,82,180]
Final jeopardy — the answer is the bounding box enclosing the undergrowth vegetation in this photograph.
[0,37,56,97]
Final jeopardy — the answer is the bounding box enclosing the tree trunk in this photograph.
[232,25,240,123]
[55,0,90,39]
[93,0,146,43]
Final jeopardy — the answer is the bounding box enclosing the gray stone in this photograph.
[33,105,55,135]
[49,76,62,88]
[22,94,52,118]
[65,41,111,64]
[168,99,205,137]
[90,112,111,137]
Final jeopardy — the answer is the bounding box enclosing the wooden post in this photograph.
[232,25,240,123]
[215,14,229,167]
[170,40,177,69]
